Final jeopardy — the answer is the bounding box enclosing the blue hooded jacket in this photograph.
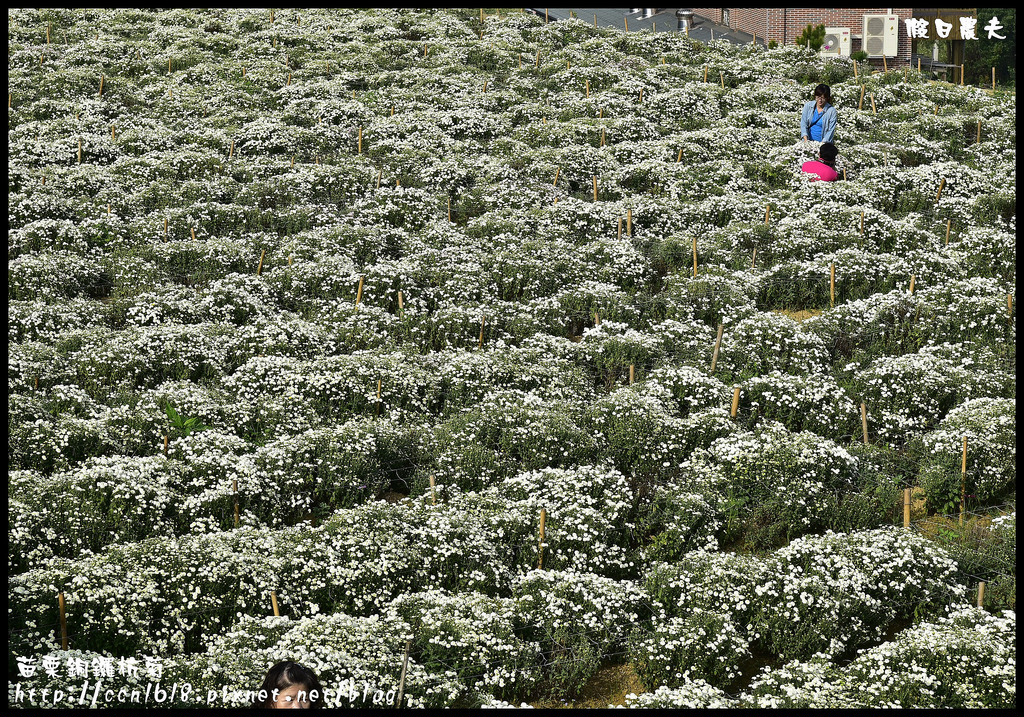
[801,100,837,142]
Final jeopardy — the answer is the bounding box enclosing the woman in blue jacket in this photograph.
[801,83,837,143]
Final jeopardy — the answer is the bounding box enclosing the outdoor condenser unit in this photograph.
[862,14,899,58]
[821,27,852,57]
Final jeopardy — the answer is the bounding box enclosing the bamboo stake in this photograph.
[830,263,836,306]
[935,178,945,203]
[720,72,725,89]
[358,126,362,154]
[976,120,981,144]
[355,275,364,305]
[617,217,622,240]
[710,323,724,373]
[271,591,280,617]
[78,138,83,164]
[626,208,632,237]
[883,55,888,73]
[98,75,104,96]
[628,364,634,385]
[861,403,869,444]
[163,434,169,456]
[1008,294,1013,323]
[909,275,916,295]
[977,581,986,607]
[376,378,382,416]
[552,167,559,186]
[992,67,996,91]
[397,290,404,313]
[624,17,628,31]
[692,236,698,277]
[429,474,436,505]
[229,138,234,160]
[478,316,485,348]
[860,210,865,235]
[959,436,968,526]
[677,148,683,163]
[592,175,598,201]
[764,204,770,225]
[537,508,547,568]
[256,249,266,276]
[858,85,865,110]
[960,64,965,85]
[58,593,69,650]
[870,93,877,115]
[730,387,741,418]
[377,168,383,189]
[585,79,589,97]
[903,487,912,528]
[396,638,412,709]
[853,60,858,78]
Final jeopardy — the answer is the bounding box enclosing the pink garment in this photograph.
[801,160,838,182]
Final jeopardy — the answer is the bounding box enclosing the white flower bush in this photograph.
[6,7,1015,708]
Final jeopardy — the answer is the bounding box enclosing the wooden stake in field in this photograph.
[935,178,946,204]
[617,217,622,240]
[77,138,83,164]
[976,120,981,144]
[764,204,771,225]
[552,167,559,187]
[628,364,634,385]
[358,126,362,154]
[882,55,888,73]
[870,93,877,115]
[945,219,951,245]
[256,249,266,276]
[858,85,865,110]
[677,148,683,163]
[626,208,632,237]
[909,275,916,295]
[601,128,606,147]
[861,403,869,444]
[98,74,104,96]
[992,67,996,91]
[58,593,69,650]
[228,139,234,160]
[355,275,364,305]
[429,474,436,505]
[830,263,836,306]
[478,316,486,348]
[396,638,412,709]
[903,487,912,527]
[163,434,169,456]
[730,387,741,418]
[710,323,724,373]
[853,60,858,78]
[692,236,698,277]
[537,508,547,568]
[271,590,280,617]
[592,175,598,201]
[959,436,968,526]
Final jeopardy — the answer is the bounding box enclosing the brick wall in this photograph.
[690,8,915,66]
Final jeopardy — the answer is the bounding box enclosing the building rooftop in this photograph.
[525,8,766,46]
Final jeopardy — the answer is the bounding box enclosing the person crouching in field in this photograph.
[801,83,837,143]
[802,141,839,182]
[253,661,324,709]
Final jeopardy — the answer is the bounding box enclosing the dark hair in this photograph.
[818,141,838,167]
[253,661,324,709]
[813,83,832,104]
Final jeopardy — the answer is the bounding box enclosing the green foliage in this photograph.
[796,23,826,52]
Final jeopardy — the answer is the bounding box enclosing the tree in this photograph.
[796,23,826,51]
[965,9,1015,86]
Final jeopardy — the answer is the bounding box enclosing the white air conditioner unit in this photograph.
[862,14,898,58]
[821,27,851,56]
